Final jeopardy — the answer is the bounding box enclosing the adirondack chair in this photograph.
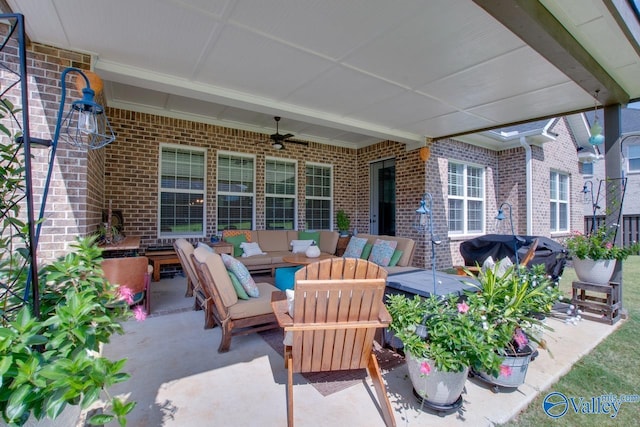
[272,257,396,427]
[174,239,215,329]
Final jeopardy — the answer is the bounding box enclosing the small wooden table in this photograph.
[99,235,141,257]
[209,241,233,255]
[282,253,336,265]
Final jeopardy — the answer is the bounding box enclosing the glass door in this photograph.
[370,159,396,235]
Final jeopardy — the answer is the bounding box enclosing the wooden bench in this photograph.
[146,249,181,282]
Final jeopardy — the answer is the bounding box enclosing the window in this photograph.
[305,163,332,230]
[628,144,640,173]
[217,153,255,230]
[159,145,206,237]
[265,158,297,230]
[581,162,593,176]
[448,162,484,235]
[550,171,569,233]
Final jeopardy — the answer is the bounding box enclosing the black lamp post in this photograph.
[415,193,441,296]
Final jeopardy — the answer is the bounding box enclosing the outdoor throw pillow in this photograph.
[343,236,368,258]
[196,242,214,252]
[388,249,403,267]
[290,239,314,254]
[221,253,259,297]
[224,234,247,257]
[360,243,373,260]
[240,242,266,257]
[369,239,398,267]
[298,230,320,246]
[228,271,249,300]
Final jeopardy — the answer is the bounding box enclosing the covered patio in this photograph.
[86,274,621,426]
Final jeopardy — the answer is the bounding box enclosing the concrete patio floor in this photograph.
[89,273,623,426]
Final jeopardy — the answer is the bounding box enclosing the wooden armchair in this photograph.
[174,239,215,329]
[101,256,151,314]
[272,257,396,427]
[191,246,279,352]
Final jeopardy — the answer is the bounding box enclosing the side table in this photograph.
[209,241,233,255]
[336,235,351,256]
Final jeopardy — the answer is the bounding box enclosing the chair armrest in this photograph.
[271,299,293,328]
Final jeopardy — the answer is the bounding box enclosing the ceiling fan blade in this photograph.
[287,139,309,146]
[282,133,294,139]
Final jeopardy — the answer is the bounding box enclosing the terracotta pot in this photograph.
[573,258,615,285]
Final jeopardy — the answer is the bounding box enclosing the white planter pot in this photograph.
[573,258,616,285]
[476,345,533,388]
[405,352,468,407]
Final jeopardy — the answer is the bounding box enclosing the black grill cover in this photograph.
[459,234,567,280]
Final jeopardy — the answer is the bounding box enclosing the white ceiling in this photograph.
[6,0,640,150]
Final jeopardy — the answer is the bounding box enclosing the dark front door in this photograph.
[370,159,395,235]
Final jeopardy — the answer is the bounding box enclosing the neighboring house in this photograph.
[576,107,640,242]
[2,27,587,271]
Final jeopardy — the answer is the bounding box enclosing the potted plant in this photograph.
[0,99,137,426]
[564,225,640,284]
[386,292,506,409]
[336,210,350,236]
[467,262,562,388]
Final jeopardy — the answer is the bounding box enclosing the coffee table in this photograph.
[281,253,336,265]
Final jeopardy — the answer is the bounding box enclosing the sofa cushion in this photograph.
[223,230,252,242]
[256,230,290,252]
[343,236,368,258]
[290,239,314,254]
[389,249,403,267]
[224,233,247,257]
[227,282,278,319]
[360,243,373,260]
[221,254,259,297]
[318,230,339,254]
[369,239,397,267]
[228,271,249,299]
[298,230,320,245]
[240,241,266,257]
[193,247,238,307]
[358,234,415,267]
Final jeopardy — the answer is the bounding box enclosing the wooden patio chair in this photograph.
[174,239,215,329]
[101,256,151,314]
[191,246,279,352]
[272,257,396,427]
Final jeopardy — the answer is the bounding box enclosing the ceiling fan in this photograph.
[268,116,308,150]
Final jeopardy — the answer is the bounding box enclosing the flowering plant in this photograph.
[386,262,562,377]
[564,225,640,261]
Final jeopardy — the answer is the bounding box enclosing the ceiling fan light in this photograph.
[272,142,283,150]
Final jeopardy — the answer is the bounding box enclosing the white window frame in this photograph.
[447,161,485,236]
[550,170,570,233]
[581,161,594,176]
[158,143,207,238]
[627,143,640,174]
[265,157,298,230]
[305,162,333,230]
[216,151,256,231]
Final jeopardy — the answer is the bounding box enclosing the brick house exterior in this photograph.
[3,34,585,270]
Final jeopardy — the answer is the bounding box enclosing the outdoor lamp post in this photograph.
[24,67,115,316]
[414,193,441,295]
[495,202,521,265]
[582,180,599,233]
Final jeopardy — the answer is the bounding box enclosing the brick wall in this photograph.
[0,22,94,262]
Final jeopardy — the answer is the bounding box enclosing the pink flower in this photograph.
[420,361,432,376]
[513,328,529,349]
[117,286,134,305]
[500,365,512,377]
[456,301,470,313]
[133,305,147,322]
[605,242,613,249]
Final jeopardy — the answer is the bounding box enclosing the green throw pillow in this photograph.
[228,271,249,300]
[224,234,246,257]
[298,230,320,246]
[360,243,373,260]
[389,249,403,267]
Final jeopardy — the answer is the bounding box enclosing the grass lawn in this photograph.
[502,256,640,426]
